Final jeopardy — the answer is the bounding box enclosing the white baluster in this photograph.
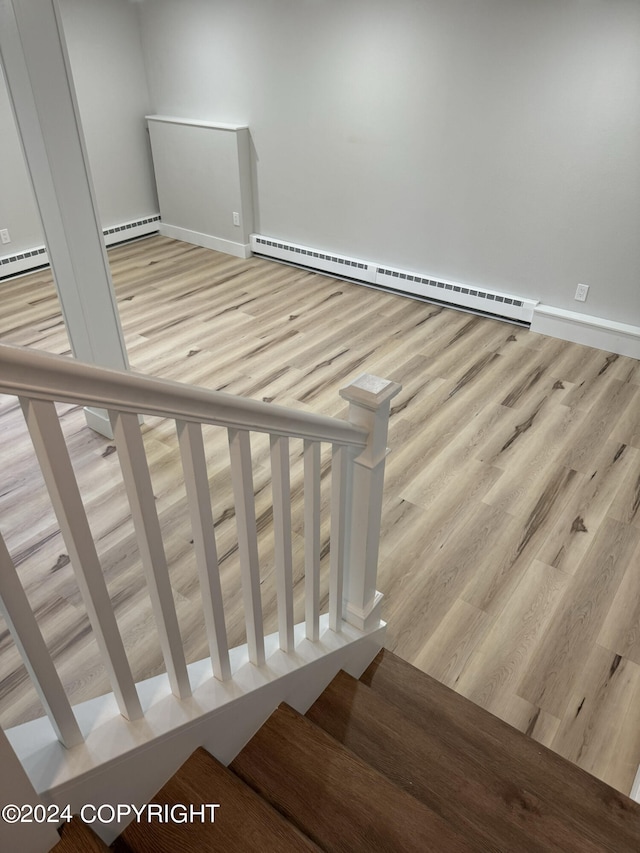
[110,411,191,699]
[339,374,401,630]
[176,420,231,681]
[228,429,265,666]
[270,435,294,653]
[20,399,143,720]
[329,443,349,632]
[304,440,321,642]
[0,530,83,748]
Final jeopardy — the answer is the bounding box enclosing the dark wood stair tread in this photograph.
[50,650,640,852]
[112,746,321,853]
[350,650,640,851]
[231,702,481,852]
[50,817,110,851]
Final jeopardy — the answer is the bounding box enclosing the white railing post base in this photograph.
[340,374,401,632]
[84,406,114,439]
[343,590,385,631]
[84,407,144,439]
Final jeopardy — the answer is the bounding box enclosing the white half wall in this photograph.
[147,115,254,256]
[138,0,640,331]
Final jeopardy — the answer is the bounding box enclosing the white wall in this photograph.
[0,0,158,256]
[59,0,158,229]
[0,65,43,255]
[138,0,640,326]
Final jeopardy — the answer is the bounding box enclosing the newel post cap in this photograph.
[339,374,402,410]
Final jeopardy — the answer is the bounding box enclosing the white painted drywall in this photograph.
[0,0,158,256]
[138,0,640,326]
[0,65,43,255]
[58,0,158,229]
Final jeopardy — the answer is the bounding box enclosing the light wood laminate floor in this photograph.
[1,236,639,793]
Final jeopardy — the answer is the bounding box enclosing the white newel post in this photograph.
[0,727,59,853]
[340,374,401,631]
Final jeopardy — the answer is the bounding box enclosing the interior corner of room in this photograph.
[0,0,638,359]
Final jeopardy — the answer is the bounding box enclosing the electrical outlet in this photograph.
[575,283,589,302]
[232,212,240,227]
[0,229,10,245]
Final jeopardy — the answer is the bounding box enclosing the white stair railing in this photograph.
[0,343,400,750]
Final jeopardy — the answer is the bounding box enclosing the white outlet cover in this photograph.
[575,283,589,302]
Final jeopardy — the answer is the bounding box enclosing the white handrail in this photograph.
[0,344,368,446]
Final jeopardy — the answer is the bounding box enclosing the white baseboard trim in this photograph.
[160,223,251,259]
[531,304,640,359]
[0,216,161,279]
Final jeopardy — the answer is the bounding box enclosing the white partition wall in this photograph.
[147,116,254,258]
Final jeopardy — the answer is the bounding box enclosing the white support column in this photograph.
[339,374,401,631]
[0,727,59,853]
[0,0,128,437]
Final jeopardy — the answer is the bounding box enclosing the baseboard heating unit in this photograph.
[250,234,537,325]
[0,216,161,279]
